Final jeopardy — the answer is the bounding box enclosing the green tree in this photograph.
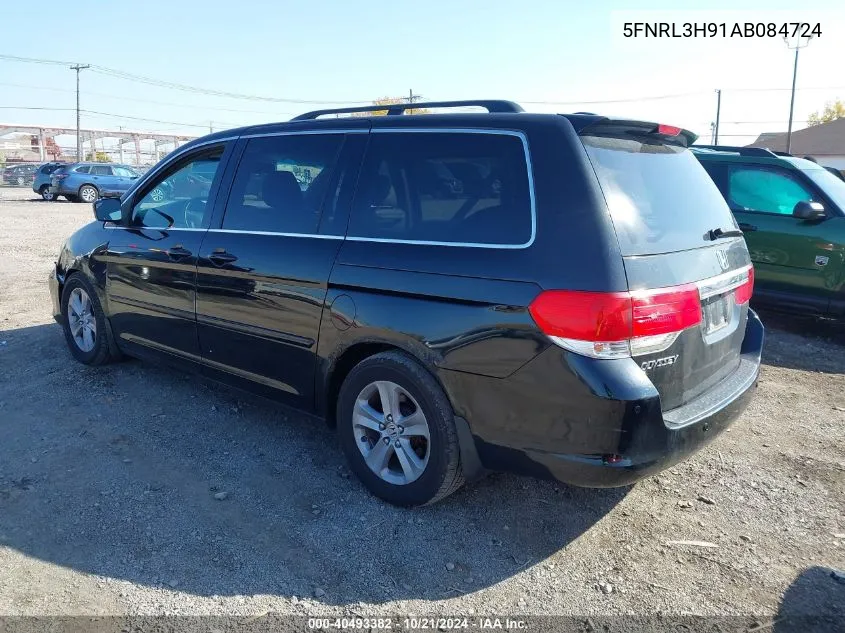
[808,99,845,126]
[351,96,429,116]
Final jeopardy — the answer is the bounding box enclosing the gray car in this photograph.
[49,162,140,202]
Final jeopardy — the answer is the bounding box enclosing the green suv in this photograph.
[694,146,845,317]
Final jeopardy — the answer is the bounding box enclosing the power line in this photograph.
[0,105,237,129]
[5,54,845,110]
[0,81,299,117]
[0,54,371,105]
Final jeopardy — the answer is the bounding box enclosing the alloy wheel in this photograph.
[353,380,430,485]
[80,187,97,203]
[67,287,97,352]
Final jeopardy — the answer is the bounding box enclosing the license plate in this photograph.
[703,294,731,334]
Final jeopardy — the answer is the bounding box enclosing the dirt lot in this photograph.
[0,186,843,624]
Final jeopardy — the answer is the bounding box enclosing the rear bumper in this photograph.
[444,310,764,488]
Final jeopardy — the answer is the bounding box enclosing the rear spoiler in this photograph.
[562,115,698,148]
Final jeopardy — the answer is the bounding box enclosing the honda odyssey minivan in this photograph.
[49,100,763,506]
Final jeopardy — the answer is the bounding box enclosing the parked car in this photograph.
[2,163,38,186]
[49,100,763,506]
[694,145,845,318]
[31,162,68,200]
[49,162,141,202]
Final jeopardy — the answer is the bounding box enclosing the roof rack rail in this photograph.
[291,100,524,121]
[692,144,778,157]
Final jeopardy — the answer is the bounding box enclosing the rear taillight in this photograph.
[528,284,702,359]
[734,267,754,304]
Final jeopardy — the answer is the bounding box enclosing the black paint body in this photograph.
[49,112,763,487]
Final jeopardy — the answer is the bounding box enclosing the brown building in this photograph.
[746,118,845,169]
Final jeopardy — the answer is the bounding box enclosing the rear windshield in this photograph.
[40,164,65,175]
[582,136,736,256]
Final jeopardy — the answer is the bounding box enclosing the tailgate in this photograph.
[581,125,753,410]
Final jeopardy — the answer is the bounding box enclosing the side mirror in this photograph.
[793,200,826,221]
[93,197,122,222]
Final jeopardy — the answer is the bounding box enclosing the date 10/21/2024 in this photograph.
[623,22,822,39]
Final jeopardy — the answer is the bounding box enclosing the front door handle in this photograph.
[738,223,758,232]
[167,245,192,259]
[208,249,238,266]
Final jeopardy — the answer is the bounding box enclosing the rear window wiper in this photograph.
[707,227,744,241]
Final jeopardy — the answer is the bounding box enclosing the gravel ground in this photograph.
[0,186,843,623]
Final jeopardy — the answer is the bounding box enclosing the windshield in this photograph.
[802,167,845,213]
[582,135,737,256]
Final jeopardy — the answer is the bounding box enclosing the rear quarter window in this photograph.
[348,131,533,246]
[583,136,736,256]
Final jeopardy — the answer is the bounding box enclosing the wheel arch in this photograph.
[320,338,448,427]
[78,182,100,196]
[322,338,485,482]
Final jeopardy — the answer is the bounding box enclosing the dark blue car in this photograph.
[49,162,140,202]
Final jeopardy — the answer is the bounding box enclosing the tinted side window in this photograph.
[729,167,814,215]
[131,149,224,229]
[222,134,343,234]
[75,166,90,174]
[348,132,532,246]
[90,165,112,176]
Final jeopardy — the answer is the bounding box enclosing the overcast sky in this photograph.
[1,0,843,146]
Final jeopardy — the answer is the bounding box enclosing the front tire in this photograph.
[337,351,464,506]
[39,185,55,201]
[78,184,98,203]
[60,275,117,365]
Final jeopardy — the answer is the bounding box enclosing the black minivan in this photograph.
[49,100,763,506]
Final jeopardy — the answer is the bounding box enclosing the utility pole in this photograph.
[209,121,214,133]
[710,122,716,144]
[407,89,423,113]
[784,36,813,154]
[714,89,721,146]
[70,64,90,161]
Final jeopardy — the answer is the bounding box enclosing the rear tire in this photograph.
[39,185,55,202]
[337,351,464,506]
[78,185,98,203]
[60,274,119,365]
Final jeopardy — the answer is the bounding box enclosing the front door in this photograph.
[104,144,230,366]
[726,164,845,314]
[195,132,365,408]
